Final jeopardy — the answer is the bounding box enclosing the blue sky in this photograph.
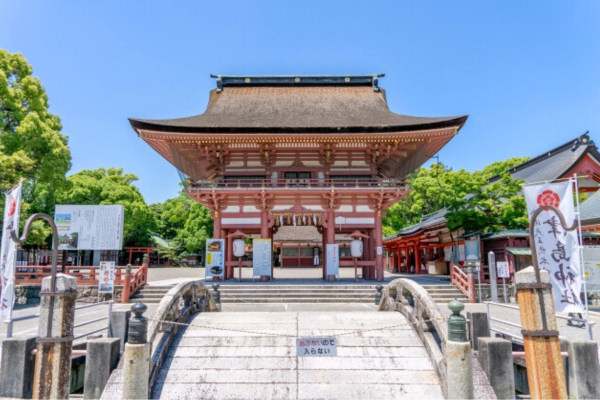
[2,2,599,204]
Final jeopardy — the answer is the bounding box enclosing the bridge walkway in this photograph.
[152,311,443,399]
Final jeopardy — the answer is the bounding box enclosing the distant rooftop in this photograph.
[210,74,386,92]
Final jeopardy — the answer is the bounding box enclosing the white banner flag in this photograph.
[1,182,22,320]
[524,181,583,313]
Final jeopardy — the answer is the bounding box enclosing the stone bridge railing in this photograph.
[101,279,218,399]
[379,278,449,393]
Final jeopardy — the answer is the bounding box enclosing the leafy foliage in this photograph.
[56,168,157,246]
[383,157,531,235]
[151,194,213,254]
[0,50,71,245]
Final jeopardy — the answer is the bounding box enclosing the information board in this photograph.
[253,239,272,277]
[496,261,510,279]
[55,205,124,250]
[296,338,337,357]
[98,261,115,294]
[326,244,339,276]
[205,239,225,279]
[583,246,600,293]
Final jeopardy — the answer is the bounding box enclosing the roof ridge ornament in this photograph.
[209,73,385,92]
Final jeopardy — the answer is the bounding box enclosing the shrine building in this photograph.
[129,75,467,281]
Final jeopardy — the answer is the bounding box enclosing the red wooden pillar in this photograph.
[361,234,368,278]
[322,228,327,279]
[226,231,233,279]
[213,211,222,239]
[415,242,422,274]
[326,208,335,281]
[374,213,383,281]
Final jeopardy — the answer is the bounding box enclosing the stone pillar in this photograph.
[122,303,150,400]
[109,309,131,352]
[563,340,600,399]
[515,266,567,399]
[84,338,121,399]
[446,300,473,399]
[477,337,515,399]
[467,311,489,350]
[0,336,36,399]
[33,273,78,400]
[374,211,384,281]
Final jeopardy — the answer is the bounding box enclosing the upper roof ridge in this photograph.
[210,74,386,92]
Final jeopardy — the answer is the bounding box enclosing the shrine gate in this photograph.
[129,74,467,281]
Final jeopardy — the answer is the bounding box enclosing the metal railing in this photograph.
[5,300,113,340]
[484,301,595,342]
[188,177,404,190]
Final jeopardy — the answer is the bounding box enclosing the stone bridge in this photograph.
[101,278,495,399]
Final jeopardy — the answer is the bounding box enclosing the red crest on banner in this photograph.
[536,190,560,209]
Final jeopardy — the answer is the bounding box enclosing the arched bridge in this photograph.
[102,279,494,399]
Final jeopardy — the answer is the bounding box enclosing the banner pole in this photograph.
[572,175,592,340]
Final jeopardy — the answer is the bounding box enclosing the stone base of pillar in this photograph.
[326,275,337,282]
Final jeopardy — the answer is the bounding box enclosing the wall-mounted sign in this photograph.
[326,244,339,276]
[253,239,272,277]
[205,239,225,279]
[497,261,510,279]
[98,261,115,294]
[54,205,124,250]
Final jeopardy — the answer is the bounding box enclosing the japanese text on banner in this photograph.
[524,181,583,313]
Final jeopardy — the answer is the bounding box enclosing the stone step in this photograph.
[220,297,377,303]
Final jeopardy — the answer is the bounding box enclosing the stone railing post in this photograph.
[446,299,473,399]
[122,302,150,400]
[33,273,78,399]
[374,285,383,305]
[211,284,221,311]
[515,266,567,399]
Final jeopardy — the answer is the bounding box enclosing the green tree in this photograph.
[0,50,72,245]
[56,168,156,246]
[152,194,213,254]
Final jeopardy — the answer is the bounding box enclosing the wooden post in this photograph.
[326,208,335,281]
[516,266,566,399]
[374,212,383,281]
[467,266,477,304]
[122,274,131,304]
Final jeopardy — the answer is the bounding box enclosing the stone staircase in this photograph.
[129,283,468,304]
[422,284,469,303]
[128,285,173,304]
[219,285,377,304]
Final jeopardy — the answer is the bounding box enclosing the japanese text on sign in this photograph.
[296,337,337,357]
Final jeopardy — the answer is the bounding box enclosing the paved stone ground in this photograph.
[151,311,444,400]
[146,267,451,286]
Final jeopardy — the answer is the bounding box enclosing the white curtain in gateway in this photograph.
[524,181,583,313]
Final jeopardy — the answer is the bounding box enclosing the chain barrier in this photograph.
[148,314,439,339]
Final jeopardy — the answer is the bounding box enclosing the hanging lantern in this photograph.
[293,215,297,226]
[313,214,317,226]
[302,214,306,225]
[233,238,245,257]
[351,239,363,258]
[280,215,284,226]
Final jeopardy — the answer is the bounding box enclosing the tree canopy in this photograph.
[383,157,531,236]
[56,168,157,246]
[0,50,72,244]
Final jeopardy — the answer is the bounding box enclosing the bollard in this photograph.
[446,299,474,399]
[374,285,383,305]
[33,273,78,400]
[122,302,150,400]
[515,267,566,399]
[211,284,221,311]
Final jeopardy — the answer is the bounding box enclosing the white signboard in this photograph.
[253,239,272,277]
[1,182,22,320]
[205,239,225,279]
[98,261,115,294]
[326,244,339,276]
[54,205,125,250]
[524,181,583,313]
[497,261,511,279]
[583,246,600,293]
[296,337,337,357]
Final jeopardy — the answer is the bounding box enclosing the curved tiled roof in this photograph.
[581,190,600,225]
[130,76,467,133]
